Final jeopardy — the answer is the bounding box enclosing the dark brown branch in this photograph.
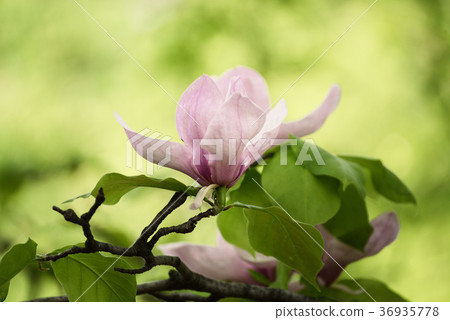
[147,208,217,250]
[34,188,315,302]
[50,188,105,250]
[116,206,218,274]
[29,296,69,302]
[136,279,184,294]
[138,192,188,244]
[151,291,209,302]
[43,190,190,266]
[42,245,89,261]
[114,264,151,275]
[140,255,315,302]
[41,241,136,262]
[28,274,314,302]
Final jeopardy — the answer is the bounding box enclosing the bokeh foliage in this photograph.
[0,0,449,301]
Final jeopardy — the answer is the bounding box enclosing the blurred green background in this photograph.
[0,0,449,301]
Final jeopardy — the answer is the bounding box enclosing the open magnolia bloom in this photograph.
[115,66,341,188]
[159,212,399,291]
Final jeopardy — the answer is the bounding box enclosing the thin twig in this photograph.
[138,192,188,243]
[34,188,315,302]
[147,208,217,249]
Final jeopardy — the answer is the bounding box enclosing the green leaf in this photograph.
[217,208,253,254]
[217,168,271,254]
[62,192,91,204]
[340,156,416,204]
[270,262,292,290]
[261,146,341,225]
[248,269,271,286]
[321,279,407,302]
[0,238,37,301]
[280,140,374,249]
[69,173,199,205]
[323,185,373,250]
[0,282,9,302]
[294,139,366,197]
[243,205,324,290]
[51,252,137,302]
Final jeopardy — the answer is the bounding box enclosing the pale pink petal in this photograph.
[288,281,306,292]
[363,212,400,256]
[237,99,287,171]
[250,99,288,146]
[189,184,218,210]
[175,75,224,146]
[276,84,341,140]
[224,76,249,101]
[114,112,207,184]
[215,66,271,110]
[159,237,256,284]
[201,93,266,186]
[219,232,278,283]
[318,212,400,286]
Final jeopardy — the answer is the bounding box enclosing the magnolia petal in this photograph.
[201,93,266,186]
[363,212,400,256]
[220,233,278,283]
[237,99,287,170]
[215,66,271,110]
[318,212,400,286]
[276,84,341,140]
[114,112,202,183]
[225,76,249,101]
[250,99,288,146]
[159,235,256,283]
[224,99,287,185]
[189,184,218,210]
[288,281,306,293]
[175,75,224,145]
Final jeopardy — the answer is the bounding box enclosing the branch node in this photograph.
[38,189,316,302]
[52,206,81,224]
[81,188,105,222]
[168,269,183,282]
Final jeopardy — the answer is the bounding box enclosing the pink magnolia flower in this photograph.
[115,66,341,188]
[159,212,399,290]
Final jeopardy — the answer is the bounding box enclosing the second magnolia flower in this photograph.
[115,66,341,187]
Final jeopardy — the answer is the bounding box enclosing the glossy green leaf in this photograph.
[284,140,374,249]
[323,185,373,250]
[0,238,37,301]
[217,168,271,254]
[340,156,416,204]
[243,205,324,290]
[217,208,253,254]
[63,172,199,205]
[261,147,341,225]
[62,192,91,204]
[0,282,8,302]
[51,252,137,302]
[294,139,366,197]
[322,279,407,302]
